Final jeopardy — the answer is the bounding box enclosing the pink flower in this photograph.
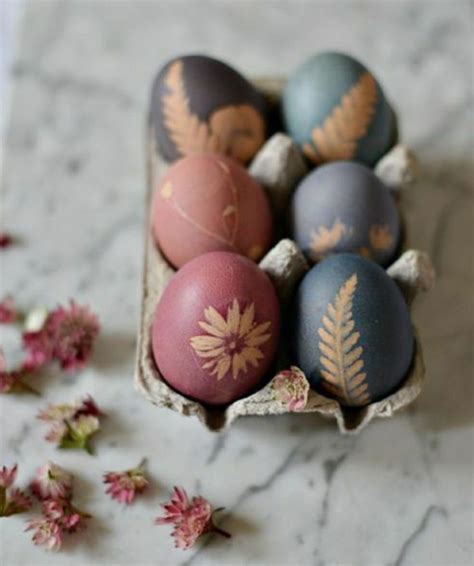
[156,487,230,550]
[42,498,91,534]
[0,296,17,323]
[0,464,32,517]
[38,396,102,453]
[0,464,18,489]
[32,462,73,500]
[22,301,100,372]
[271,366,309,412]
[0,232,13,249]
[26,517,63,551]
[48,301,100,371]
[104,458,149,505]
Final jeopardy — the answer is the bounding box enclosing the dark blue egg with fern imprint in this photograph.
[290,253,414,406]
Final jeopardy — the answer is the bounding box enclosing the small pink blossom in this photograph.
[0,296,17,323]
[32,462,73,500]
[0,232,13,249]
[41,498,91,534]
[156,487,230,550]
[48,301,100,371]
[22,301,100,372]
[38,396,102,453]
[0,464,32,517]
[26,517,63,551]
[104,458,149,505]
[271,366,309,412]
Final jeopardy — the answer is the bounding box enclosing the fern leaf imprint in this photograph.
[317,273,370,406]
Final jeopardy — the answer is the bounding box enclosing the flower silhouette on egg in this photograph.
[190,299,271,381]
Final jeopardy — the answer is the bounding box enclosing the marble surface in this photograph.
[0,1,473,565]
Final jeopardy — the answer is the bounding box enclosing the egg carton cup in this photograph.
[135,79,435,434]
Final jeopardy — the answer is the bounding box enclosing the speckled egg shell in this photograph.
[151,54,267,163]
[290,254,414,407]
[152,252,281,406]
[152,154,273,268]
[290,161,400,266]
[282,52,394,166]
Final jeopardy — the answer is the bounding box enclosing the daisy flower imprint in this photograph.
[0,464,32,517]
[271,366,309,412]
[38,395,102,454]
[104,458,149,505]
[190,299,271,381]
[156,486,230,550]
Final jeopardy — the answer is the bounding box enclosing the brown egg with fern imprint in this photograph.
[152,154,273,268]
[151,55,267,163]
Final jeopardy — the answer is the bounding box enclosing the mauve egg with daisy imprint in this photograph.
[153,154,273,268]
[290,254,414,407]
[282,52,394,166]
[152,252,280,406]
[290,161,400,266]
[151,54,267,163]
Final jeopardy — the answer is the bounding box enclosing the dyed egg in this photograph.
[151,54,267,163]
[290,254,414,407]
[153,154,273,268]
[152,252,280,406]
[290,161,400,266]
[282,52,394,166]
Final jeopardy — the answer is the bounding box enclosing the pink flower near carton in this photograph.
[0,464,32,517]
[104,458,149,505]
[271,366,309,411]
[156,486,230,550]
[32,462,73,500]
[23,300,100,372]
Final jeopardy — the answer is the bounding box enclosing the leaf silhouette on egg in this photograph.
[317,273,370,406]
[310,219,351,261]
[369,224,394,251]
[162,60,264,163]
[303,72,378,165]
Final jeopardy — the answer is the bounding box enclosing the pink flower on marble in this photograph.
[26,517,63,551]
[41,498,91,534]
[22,301,100,372]
[0,464,32,517]
[0,296,17,324]
[32,462,73,500]
[156,487,230,550]
[271,366,309,412]
[104,458,149,505]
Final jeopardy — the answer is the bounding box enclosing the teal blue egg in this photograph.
[290,254,414,407]
[282,52,394,167]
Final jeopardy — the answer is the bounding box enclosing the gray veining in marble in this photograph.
[0,1,473,565]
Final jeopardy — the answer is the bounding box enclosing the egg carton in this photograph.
[134,79,434,434]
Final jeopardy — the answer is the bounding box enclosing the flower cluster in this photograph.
[38,396,102,454]
[156,487,230,550]
[271,366,310,412]
[0,349,38,395]
[104,459,149,505]
[23,300,100,372]
[27,462,91,551]
[0,464,32,517]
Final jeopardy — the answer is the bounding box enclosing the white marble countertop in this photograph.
[1,1,473,565]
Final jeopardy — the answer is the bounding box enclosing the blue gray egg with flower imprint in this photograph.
[290,254,414,407]
[290,161,400,266]
[282,52,394,167]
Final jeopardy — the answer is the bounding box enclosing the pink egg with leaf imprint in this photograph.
[152,154,273,268]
